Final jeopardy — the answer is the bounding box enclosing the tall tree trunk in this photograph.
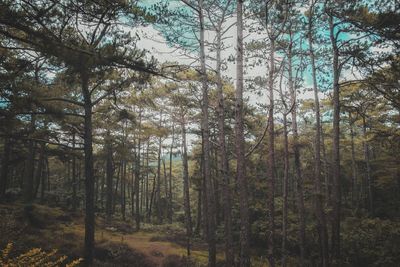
[288,36,306,265]
[236,1,250,266]
[216,22,233,267]
[195,188,202,235]
[82,70,95,265]
[72,132,78,211]
[349,113,357,208]
[329,13,341,261]
[34,142,45,199]
[156,111,163,224]
[135,111,142,230]
[0,137,11,202]
[145,141,150,222]
[106,132,113,223]
[362,116,373,213]
[181,117,192,256]
[267,36,276,267]
[282,112,289,267]
[310,6,329,266]
[168,124,174,224]
[24,115,36,202]
[199,1,216,265]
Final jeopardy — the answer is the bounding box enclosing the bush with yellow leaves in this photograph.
[0,243,82,267]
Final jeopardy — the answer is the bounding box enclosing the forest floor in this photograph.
[0,203,215,266]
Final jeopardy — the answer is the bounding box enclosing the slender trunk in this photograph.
[310,10,329,265]
[199,1,216,265]
[216,23,233,266]
[195,188,202,235]
[362,117,373,213]
[282,112,289,267]
[149,174,156,223]
[145,141,150,222]
[121,159,126,220]
[349,113,357,208]
[168,125,174,224]
[135,112,142,230]
[0,137,11,202]
[267,36,276,267]
[329,13,341,261]
[156,111,163,224]
[72,132,78,211]
[82,70,95,265]
[288,38,306,265]
[106,133,113,222]
[24,115,36,202]
[181,117,192,256]
[34,142,45,198]
[236,1,250,266]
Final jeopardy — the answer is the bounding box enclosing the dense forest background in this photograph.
[0,0,399,266]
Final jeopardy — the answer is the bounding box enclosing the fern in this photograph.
[0,243,82,267]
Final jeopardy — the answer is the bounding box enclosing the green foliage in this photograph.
[342,217,400,266]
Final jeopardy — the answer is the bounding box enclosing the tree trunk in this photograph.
[349,113,357,208]
[236,1,250,266]
[362,116,373,213]
[72,132,78,211]
[0,137,11,202]
[24,115,36,202]
[199,1,216,265]
[82,70,95,265]
[329,13,341,261]
[135,111,142,230]
[267,36,276,267]
[168,124,174,224]
[156,111,163,224]
[288,37,306,265]
[181,117,192,256]
[310,7,330,266]
[216,21,233,267]
[106,132,113,223]
[282,112,289,267]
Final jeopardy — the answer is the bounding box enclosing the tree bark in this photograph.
[310,6,329,266]
[105,132,113,223]
[267,35,276,267]
[236,1,250,266]
[0,137,11,202]
[199,1,216,265]
[288,36,306,265]
[82,70,95,265]
[329,13,341,261]
[156,110,163,224]
[181,116,192,256]
[216,20,233,267]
